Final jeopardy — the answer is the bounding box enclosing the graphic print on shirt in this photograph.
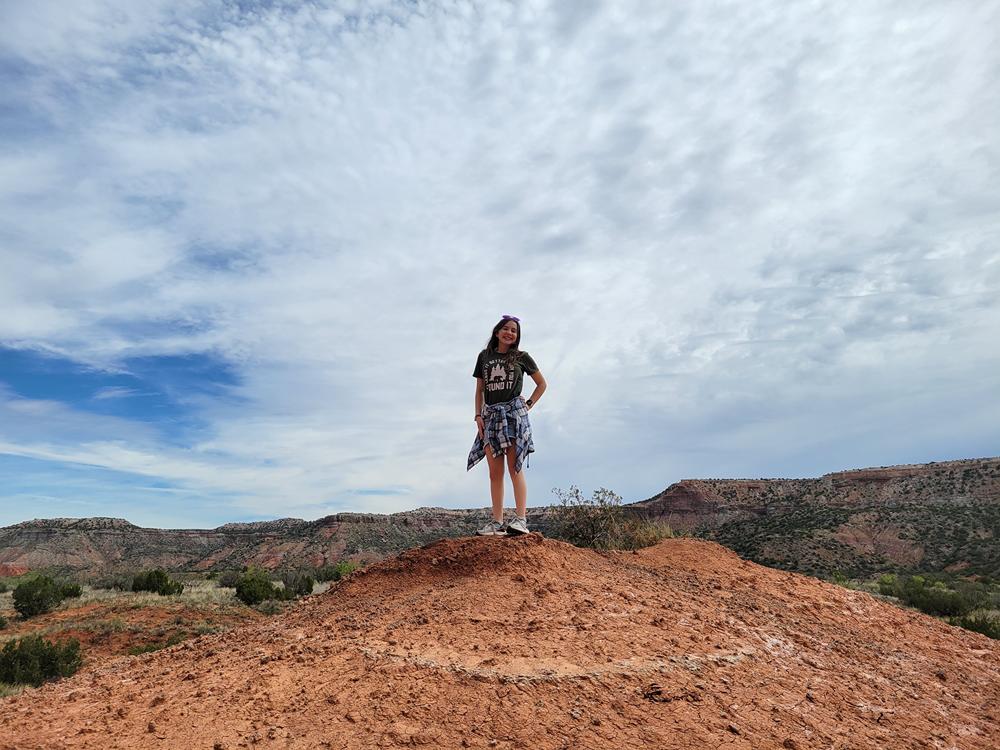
[486,358,515,394]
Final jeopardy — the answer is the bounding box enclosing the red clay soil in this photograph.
[1,536,997,749]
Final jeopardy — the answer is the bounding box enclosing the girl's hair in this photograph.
[486,317,521,361]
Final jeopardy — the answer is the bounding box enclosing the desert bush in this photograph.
[0,615,7,629]
[234,567,277,606]
[0,582,7,594]
[952,611,1000,640]
[60,582,82,599]
[256,599,283,616]
[279,572,315,599]
[132,569,184,596]
[549,486,673,551]
[909,585,969,617]
[877,573,898,596]
[216,570,241,588]
[888,575,983,617]
[952,579,991,610]
[0,634,82,686]
[92,574,131,591]
[12,576,64,618]
[315,561,359,582]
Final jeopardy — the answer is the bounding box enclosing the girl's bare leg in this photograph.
[485,446,505,522]
[505,446,527,518]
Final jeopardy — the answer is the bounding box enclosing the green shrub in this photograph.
[0,615,7,630]
[877,573,898,596]
[910,586,969,617]
[0,582,8,594]
[893,575,980,617]
[60,582,82,599]
[216,570,241,588]
[234,568,277,606]
[279,572,315,599]
[549,486,673,551]
[952,611,1000,639]
[132,569,184,596]
[12,576,64,618]
[315,561,359,583]
[0,634,82,686]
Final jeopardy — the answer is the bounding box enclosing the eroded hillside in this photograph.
[635,457,1000,577]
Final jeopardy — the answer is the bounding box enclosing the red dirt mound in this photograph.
[1,536,997,749]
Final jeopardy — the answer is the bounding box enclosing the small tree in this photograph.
[280,571,315,599]
[132,569,184,596]
[234,567,277,606]
[0,635,82,686]
[60,582,82,599]
[12,576,64,618]
[877,573,898,596]
[315,561,358,582]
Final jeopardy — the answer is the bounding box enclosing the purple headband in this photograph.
[501,314,520,322]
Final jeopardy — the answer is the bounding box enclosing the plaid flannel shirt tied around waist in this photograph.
[467,396,534,474]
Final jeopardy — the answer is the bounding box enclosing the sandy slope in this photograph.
[1,536,997,749]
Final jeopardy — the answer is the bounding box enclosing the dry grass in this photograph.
[73,580,240,609]
[0,579,242,618]
[0,576,328,628]
[0,682,24,698]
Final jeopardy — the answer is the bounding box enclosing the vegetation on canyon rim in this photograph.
[548,486,675,551]
[876,572,1000,639]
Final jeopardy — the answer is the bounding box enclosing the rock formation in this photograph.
[2,457,997,580]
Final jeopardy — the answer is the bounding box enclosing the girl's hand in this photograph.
[476,416,485,439]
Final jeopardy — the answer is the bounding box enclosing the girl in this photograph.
[467,315,547,535]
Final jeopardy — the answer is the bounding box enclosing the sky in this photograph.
[1,0,998,529]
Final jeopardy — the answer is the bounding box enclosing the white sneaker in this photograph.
[475,519,505,536]
[506,516,529,535]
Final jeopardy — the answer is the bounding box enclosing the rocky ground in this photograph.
[1,536,997,749]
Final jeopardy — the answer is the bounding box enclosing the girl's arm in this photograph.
[526,370,546,409]
[474,378,485,437]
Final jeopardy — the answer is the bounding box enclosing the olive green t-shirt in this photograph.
[474,349,539,406]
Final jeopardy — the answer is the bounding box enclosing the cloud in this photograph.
[1,1,999,526]
[92,386,139,400]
